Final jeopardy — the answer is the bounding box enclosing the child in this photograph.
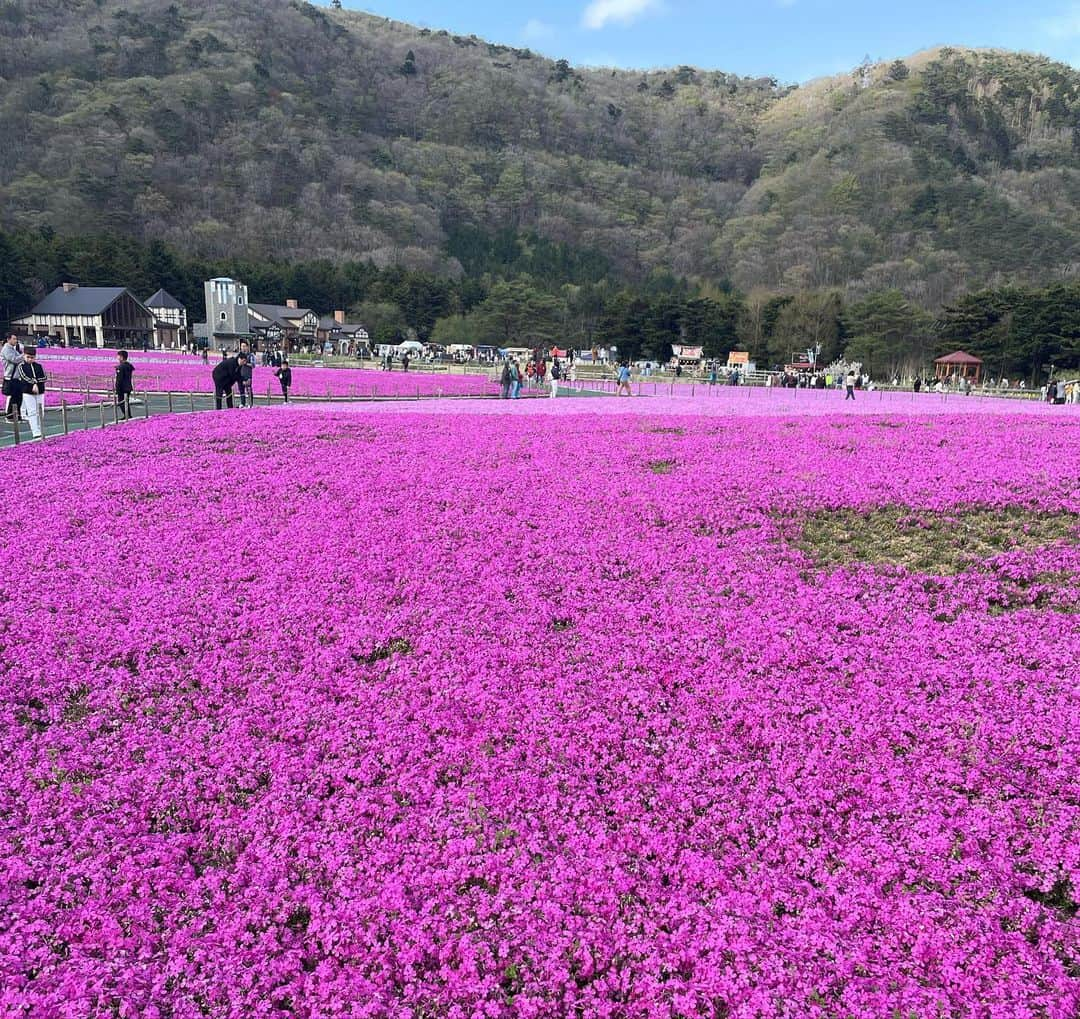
[275,360,292,403]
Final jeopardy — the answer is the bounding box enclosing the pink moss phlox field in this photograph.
[2,407,1079,1018]
[40,354,495,398]
[313,387,1079,418]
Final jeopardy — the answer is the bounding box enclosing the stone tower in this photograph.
[204,277,250,340]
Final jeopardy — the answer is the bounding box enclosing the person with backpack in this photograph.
[114,349,135,419]
[14,345,47,438]
[275,360,293,403]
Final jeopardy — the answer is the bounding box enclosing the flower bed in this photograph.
[2,408,1078,1018]
[38,354,496,399]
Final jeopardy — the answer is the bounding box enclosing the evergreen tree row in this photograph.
[1,229,1076,382]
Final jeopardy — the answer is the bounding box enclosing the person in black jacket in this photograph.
[274,359,292,403]
[114,349,135,419]
[14,345,47,438]
[212,353,246,410]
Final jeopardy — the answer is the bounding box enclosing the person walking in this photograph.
[500,360,512,399]
[3,333,24,422]
[549,358,561,399]
[844,370,857,401]
[617,362,632,397]
[114,349,135,419]
[275,359,292,403]
[14,346,47,438]
[212,352,246,410]
[510,359,522,399]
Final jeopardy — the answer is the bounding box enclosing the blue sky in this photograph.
[344,0,1080,82]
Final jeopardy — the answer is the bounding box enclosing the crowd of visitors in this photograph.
[1045,379,1080,404]
[3,334,138,438]
[498,357,575,399]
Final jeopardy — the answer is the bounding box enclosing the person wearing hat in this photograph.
[212,352,247,410]
[14,345,47,439]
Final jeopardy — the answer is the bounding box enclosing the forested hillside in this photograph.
[0,0,1078,303]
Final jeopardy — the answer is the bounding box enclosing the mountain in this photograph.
[0,0,1078,303]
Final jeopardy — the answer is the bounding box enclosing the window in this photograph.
[220,312,227,322]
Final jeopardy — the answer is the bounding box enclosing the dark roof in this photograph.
[31,286,143,317]
[250,315,299,331]
[935,350,984,365]
[248,303,314,321]
[318,316,368,334]
[145,288,185,310]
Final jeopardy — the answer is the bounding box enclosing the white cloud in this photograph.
[1040,4,1080,38]
[581,0,661,31]
[521,18,555,42]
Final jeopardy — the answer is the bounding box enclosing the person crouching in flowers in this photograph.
[14,346,47,439]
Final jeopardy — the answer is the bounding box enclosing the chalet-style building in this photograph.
[13,284,161,348]
[317,311,370,355]
[194,277,366,353]
[145,289,189,348]
[248,301,319,348]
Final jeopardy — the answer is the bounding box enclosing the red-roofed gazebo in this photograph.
[934,350,983,383]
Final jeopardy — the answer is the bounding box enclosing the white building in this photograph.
[13,284,163,348]
[144,289,189,348]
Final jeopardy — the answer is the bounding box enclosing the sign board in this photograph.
[672,345,704,361]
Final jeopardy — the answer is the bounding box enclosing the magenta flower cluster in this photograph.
[40,354,495,399]
[2,405,1078,1018]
